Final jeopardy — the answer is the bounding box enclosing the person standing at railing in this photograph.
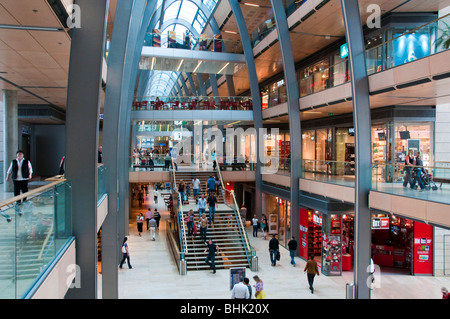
[403,149,415,188]
[411,152,426,191]
[6,150,33,203]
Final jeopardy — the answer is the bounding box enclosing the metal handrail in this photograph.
[215,165,255,264]
[171,156,188,255]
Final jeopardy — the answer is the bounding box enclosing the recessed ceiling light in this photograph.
[32,9,38,13]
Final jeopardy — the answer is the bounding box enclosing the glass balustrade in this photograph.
[301,159,356,187]
[371,163,450,205]
[0,178,72,299]
[297,13,450,98]
[132,96,253,111]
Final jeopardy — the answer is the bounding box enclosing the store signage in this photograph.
[371,217,389,229]
[313,213,322,226]
[340,43,349,59]
[413,222,433,275]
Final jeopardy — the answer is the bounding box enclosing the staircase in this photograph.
[173,170,251,271]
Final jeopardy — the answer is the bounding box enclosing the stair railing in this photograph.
[215,165,256,266]
[170,156,188,257]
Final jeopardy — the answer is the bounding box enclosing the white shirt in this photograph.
[198,197,207,209]
[252,218,258,226]
[231,282,250,299]
[192,179,200,189]
[7,158,33,181]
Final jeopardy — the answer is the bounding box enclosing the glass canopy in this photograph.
[145,0,219,98]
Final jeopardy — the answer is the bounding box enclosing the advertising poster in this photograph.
[413,221,433,275]
[393,32,430,67]
[229,267,246,290]
[299,209,309,260]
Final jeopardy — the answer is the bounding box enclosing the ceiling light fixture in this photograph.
[176,59,184,72]
[193,61,203,72]
[151,57,155,70]
[243,3,260,7]
[224,30,238,34]
[218,62,229,74]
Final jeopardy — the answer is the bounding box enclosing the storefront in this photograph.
[301,106,435,179]
[298,207,434,276]
[262,193,291,248]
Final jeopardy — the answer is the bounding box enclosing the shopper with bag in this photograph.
[119,237,132,269]
[269,234,279,266]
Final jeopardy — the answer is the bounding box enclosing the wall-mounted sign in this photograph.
[371,217,389,229]
[340,43,349,59]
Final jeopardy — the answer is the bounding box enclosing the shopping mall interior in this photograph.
[1,0,450,303]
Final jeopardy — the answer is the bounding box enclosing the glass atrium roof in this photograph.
[145,0,219,98]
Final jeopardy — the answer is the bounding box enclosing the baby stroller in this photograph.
[421,169,438,190]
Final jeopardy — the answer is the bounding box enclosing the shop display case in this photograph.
[322,235,342,276]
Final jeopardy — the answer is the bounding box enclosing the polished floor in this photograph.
[113,187,450,300]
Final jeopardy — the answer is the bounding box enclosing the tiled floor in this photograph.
[116,188,450,300]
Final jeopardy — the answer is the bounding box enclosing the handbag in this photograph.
[121,245,126,254]
[276,250,280,261]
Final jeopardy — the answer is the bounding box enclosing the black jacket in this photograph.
[269,238,279,250]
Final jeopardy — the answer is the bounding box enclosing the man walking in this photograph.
[148,217,157,241]
[304,255,320,294]
[198,193,207,217]
[204,239,219,274]
[269,234,279,266]
[207,192,217,224]
[6,150,33,203]
[288,236,298,267]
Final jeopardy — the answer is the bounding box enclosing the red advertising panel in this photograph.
[413,221,433,275]
[299,209,309,260]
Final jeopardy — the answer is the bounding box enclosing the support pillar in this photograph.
[340,0,372,299]
[228,0,263,217]
[64,0,108,299]
[270,0,302,250]
[3,89,18,193]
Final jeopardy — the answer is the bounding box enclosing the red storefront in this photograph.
[299,208,433,276]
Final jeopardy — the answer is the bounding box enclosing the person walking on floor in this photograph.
[153,209,161,230]
[288,236,298,267]
[260,216,267,239]
[304,255,320,294]
[252,215,259,237]
[204,239,219,274]
[145,208,153,230]
[253,275,266,299]
[149,217,157,241]
[269,234,279,266]
[119,237,132,269]
[137,213,144,237]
